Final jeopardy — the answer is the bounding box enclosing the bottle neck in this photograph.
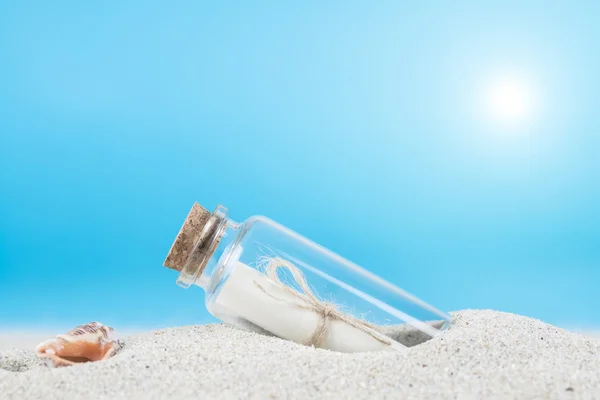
[194,219,241,290]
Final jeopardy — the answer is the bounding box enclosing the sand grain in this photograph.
[1,310,599,399]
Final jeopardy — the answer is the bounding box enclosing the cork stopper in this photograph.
[163,202,211,271]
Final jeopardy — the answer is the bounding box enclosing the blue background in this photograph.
[1,1,598,330]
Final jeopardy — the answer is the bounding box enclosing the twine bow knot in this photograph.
[254,257,392,349]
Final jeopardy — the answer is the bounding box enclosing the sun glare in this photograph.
[485,76,535,125]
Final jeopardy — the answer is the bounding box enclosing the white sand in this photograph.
[1,310,599,399]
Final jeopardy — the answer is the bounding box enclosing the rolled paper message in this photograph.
[209,257,400,352]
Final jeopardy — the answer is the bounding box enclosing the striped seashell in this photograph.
[35,322,123,367]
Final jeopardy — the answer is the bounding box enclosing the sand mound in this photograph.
[1,310,599,399]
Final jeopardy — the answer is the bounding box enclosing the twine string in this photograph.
[253,257,392,348]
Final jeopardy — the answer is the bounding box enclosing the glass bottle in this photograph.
[163,203,452,353]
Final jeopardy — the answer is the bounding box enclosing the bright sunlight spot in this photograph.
[485,76,536,125]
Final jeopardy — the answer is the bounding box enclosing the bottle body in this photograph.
[170,204,451,353]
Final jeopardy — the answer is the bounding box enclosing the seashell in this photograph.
[35,322,123,367]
